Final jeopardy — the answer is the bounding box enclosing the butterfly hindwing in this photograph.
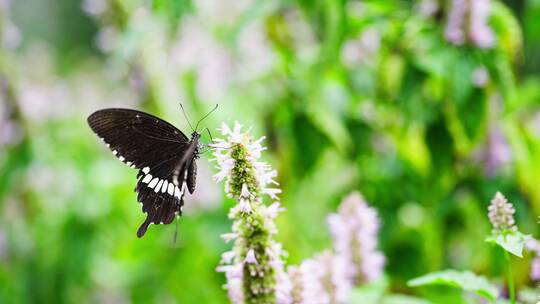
[135,176,184,237]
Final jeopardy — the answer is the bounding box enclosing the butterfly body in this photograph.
[87,108,200,237]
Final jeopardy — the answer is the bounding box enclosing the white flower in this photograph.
[241,183,251,199]
[221,251,237,264]
[237,199,252,213]
[217,263,244,304]
[221,233,238,242]
[245,249,258,264]
[213,122,289,303]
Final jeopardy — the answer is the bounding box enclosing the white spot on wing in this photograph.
[113,150,118,155]
[119,156,125,162]
[181,182,187,195]
[174,186,181,199]
[142,174,152,184]
[127,161,132,166]
[161,180,168,193]
[148,177,159,189]
[167,183,174,195]
[143,167,150,174]
[155,179,164,193]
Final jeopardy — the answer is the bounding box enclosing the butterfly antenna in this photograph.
[195,104,218,131]
[204,127,215,145]
[179,103,195,132]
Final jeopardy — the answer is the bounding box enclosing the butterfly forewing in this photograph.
[87,108,189,169]
[87,108,199,237]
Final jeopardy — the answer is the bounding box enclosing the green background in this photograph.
[1,0,540,303]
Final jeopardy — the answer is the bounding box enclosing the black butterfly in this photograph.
[87,108,204,237]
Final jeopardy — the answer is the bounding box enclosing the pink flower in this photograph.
[327,192,385,284]
[288,251,351,303]
[444,0,495,48]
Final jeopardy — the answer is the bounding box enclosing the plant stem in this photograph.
[504,251,515,304]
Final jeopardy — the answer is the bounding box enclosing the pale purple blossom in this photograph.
[217,262,244,304]
[469,0,495,48]
[82,0,108,16]
[0,227,7,260]
[418,0,439,17]
[0,0,10,11]
[0,100,22,148]
[3,22,21,50]
[288,252,352,304]
[170,17,233,102]
[445,0,468,45]
[237,20,275,80]
[284,10,318,62]
[472,66,489,88]
[194,0,252,27]
[245,249,258,264]
[342,28,381,67]
[327,192,385,284]
[487,192,516,232]
[531,257,540,281]
[95,26,119,53]
[482,126,512,177]
[444,0,495,48]
[526,239,540,281]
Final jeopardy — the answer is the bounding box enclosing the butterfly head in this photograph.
[191,131,203,158]
[191,131,201,140]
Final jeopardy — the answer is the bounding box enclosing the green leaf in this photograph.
[407,270,498,301]
[349,277,388,303]
[485,230,531,258]
[381,295,433,304]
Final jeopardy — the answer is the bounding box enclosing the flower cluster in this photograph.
[212,122,289,304]
[481,126,512,177]
[286,192,384,303]
[444,0,495,48]
[487,192,516,233]
[526,239,540,281]
[288,251,351,304]
[327,192,385,284]
[213,123,387,303]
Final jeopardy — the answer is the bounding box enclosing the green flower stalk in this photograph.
[212,122,291,304]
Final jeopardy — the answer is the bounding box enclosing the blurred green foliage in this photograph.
[1,0,540,303]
